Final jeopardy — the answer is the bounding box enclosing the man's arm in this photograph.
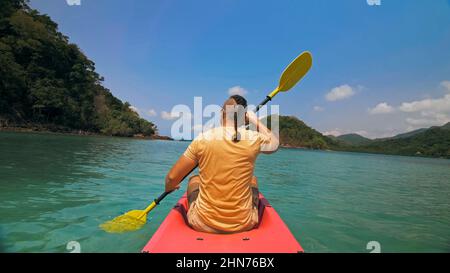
[165,155,198,192]
[247,111,279,154]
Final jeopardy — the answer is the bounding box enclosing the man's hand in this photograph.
[165,184,180,193]
[246,110,279,154]
[246,110,259,125]
[164,155,197,193]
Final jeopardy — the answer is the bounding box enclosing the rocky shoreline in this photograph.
[0,125,173,141]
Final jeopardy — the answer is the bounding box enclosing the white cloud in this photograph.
[228,86,248,96]
[129,106,139,113]
[405,112,450,128]
[371,128,402,139]
[323,128,398,139]
[368,102,395,114]
[325,84,355,101]
[161,110,193,121]
[398,92,450,129]
[322,128,370,138]
[161,111,178,120]
[399,94,450,113]
[440,80,450,92]
[322,129,342,136]
[355,130,370,137]
[313,106,324,112]
[405,118,433,127]
[147,109,157,117]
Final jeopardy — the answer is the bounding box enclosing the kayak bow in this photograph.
[142,193,303,253]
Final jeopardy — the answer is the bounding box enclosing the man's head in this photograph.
[222,95,247,142]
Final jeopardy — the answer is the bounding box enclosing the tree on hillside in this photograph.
[0,0,156,136]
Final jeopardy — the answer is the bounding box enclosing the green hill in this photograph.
[273,115,449,158]
[0,0,157,137]
[336,133,372,145]
[437,122,450,130]
[266,115,337,149]
[345,123,450,158]
[390,128,427,139]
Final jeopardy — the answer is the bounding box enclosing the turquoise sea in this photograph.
[0,131,449,252]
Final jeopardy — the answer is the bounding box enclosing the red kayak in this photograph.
[142,193,303,253]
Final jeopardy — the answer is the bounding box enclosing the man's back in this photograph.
[184,126,265,232]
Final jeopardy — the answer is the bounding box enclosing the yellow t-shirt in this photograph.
[183,126,269,233]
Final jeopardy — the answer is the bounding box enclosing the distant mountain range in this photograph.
[331,134,372,146]
[389,128,428,140]
[340,122,450,158]
[276,115,450,159]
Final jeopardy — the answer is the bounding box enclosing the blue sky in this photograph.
[30,0,450,138]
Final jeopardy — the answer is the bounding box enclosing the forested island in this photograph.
[0,0,158,137]
[333,122,450,158]
[275,116,450,159]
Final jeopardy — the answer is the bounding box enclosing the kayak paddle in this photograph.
[100,51,313,233]
[256,51,312,111]
[100,191,171,233]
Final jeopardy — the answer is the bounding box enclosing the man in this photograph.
[164,95,279,233]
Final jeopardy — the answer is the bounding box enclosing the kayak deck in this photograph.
[142,193,303,253]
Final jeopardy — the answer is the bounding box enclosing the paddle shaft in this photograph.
[256,96,272,112]
[154,97,273,205]
[154,190,172,205]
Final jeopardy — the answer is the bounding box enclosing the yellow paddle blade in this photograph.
[276,51,313,94]
[100,210,147,233]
